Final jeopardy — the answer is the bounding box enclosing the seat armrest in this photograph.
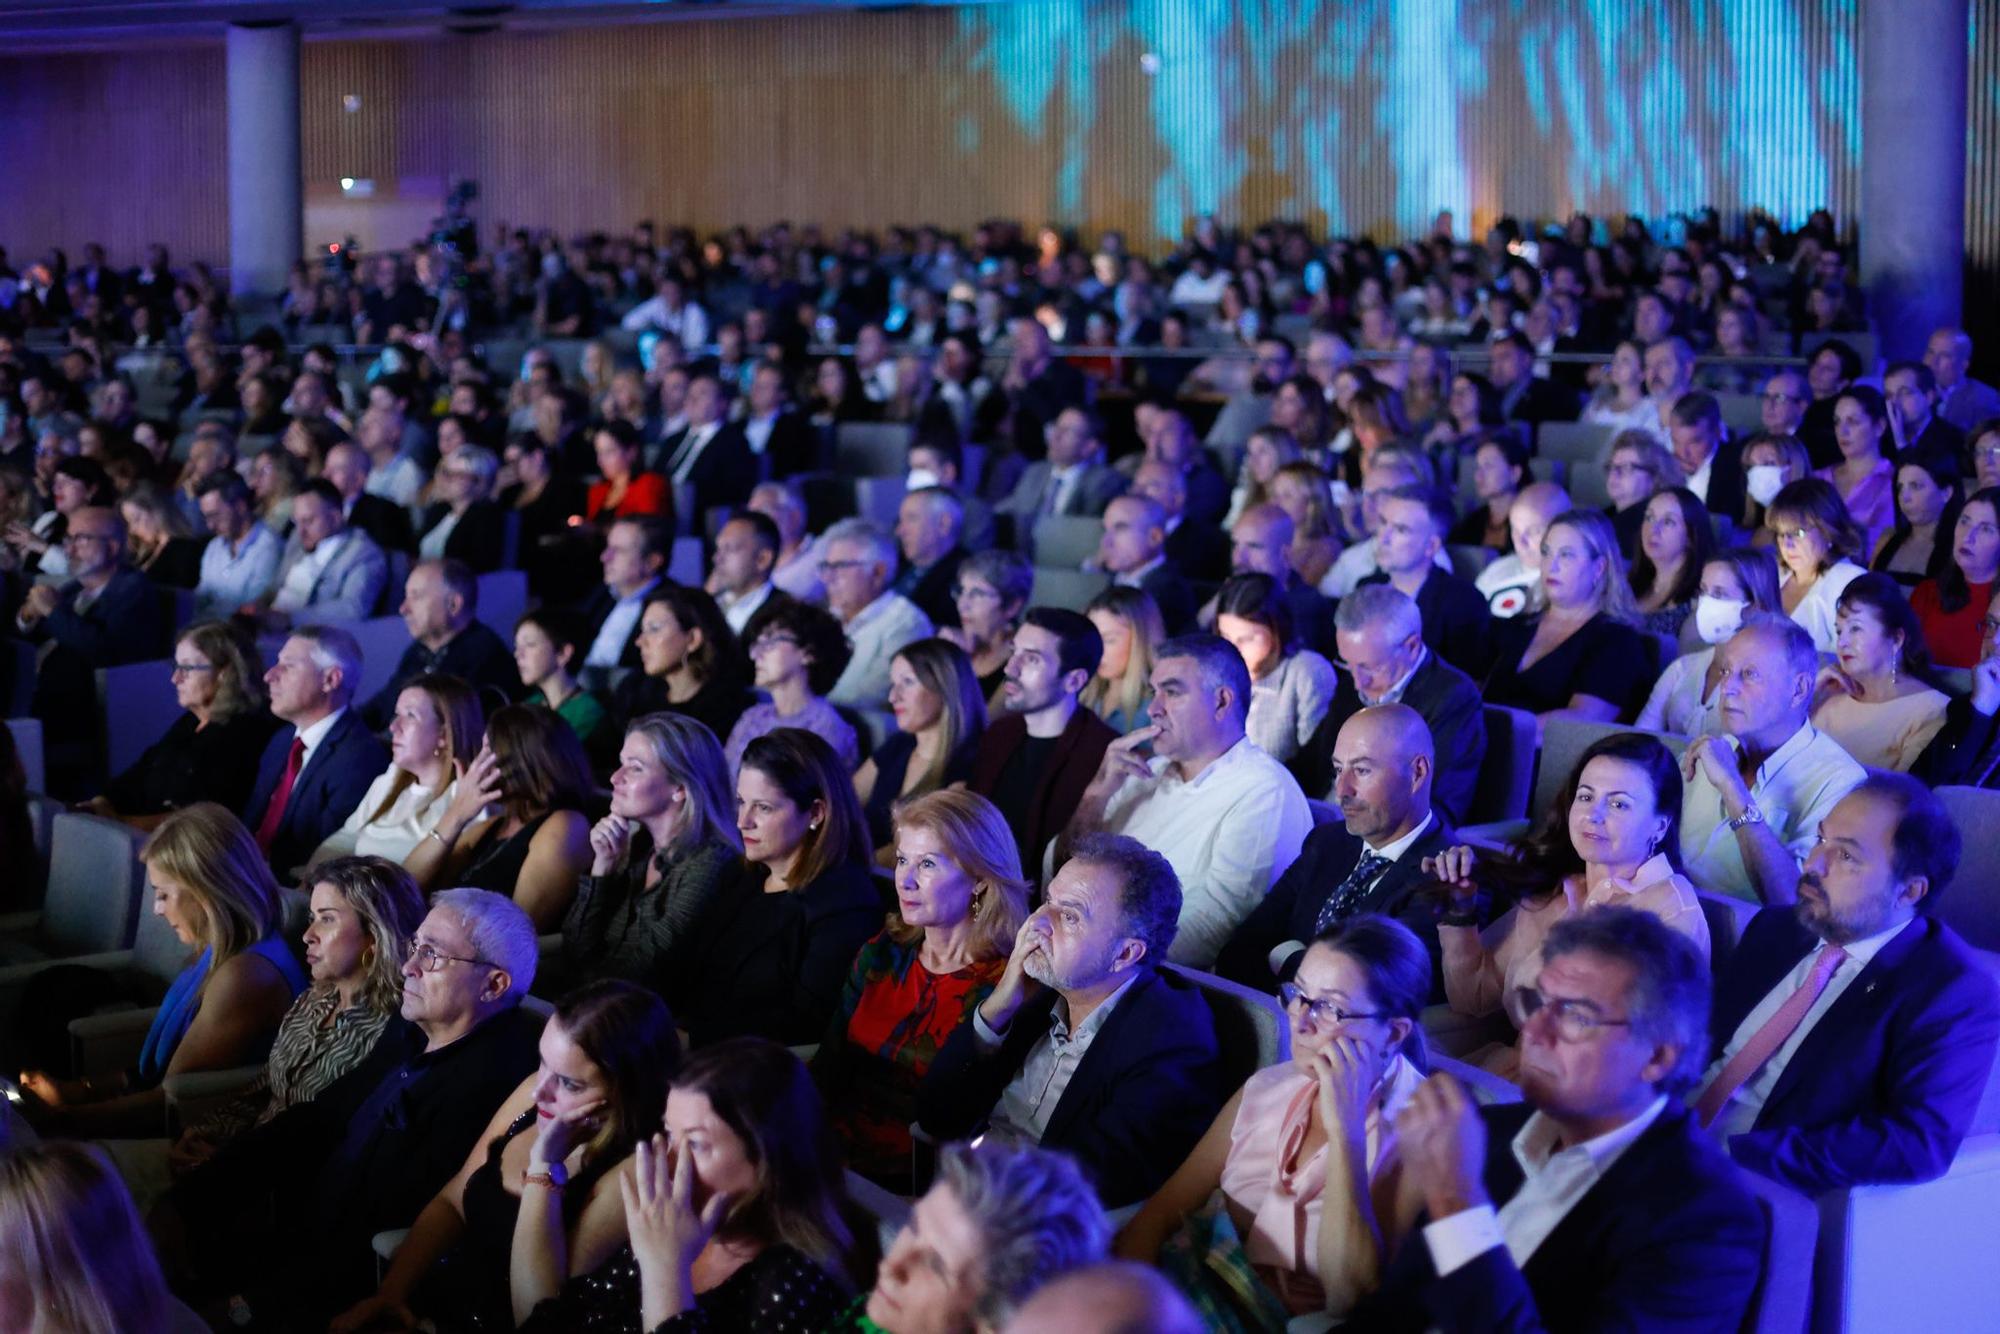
[162,1064,264,1133]
[0,911,42,935]
[69,1005,156,1078]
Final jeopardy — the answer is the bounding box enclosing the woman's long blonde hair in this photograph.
[0,1142,176,1332]
[1544,508,1641,624]
[1079,586,1166,728]
[141,803,284,977]
[884,790,1029,959]
[893,639,987,796]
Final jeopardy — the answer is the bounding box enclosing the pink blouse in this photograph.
[1218,1053,1424,1314]
[1814,457,1894,560]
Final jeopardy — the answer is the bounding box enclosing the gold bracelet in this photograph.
[522,1170,565,1191]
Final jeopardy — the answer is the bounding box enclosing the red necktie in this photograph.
[254,736,307,853]
[1694,943,1848,1127]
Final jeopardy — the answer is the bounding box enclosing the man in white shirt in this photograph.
[709,511,779,637]
[356,407,426,510]
[262,480,390,630]
[821,517,933,710]
[1681,615,1865,904]
[1358,906,1763,1329]
[1700,775,2000,1194]
[1062,633,1310,967]
[619,274,709,349]
[194,471,282,616]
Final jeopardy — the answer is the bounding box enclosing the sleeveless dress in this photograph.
[459,811,558,896]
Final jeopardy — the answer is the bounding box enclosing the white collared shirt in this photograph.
[1101,737,1312,967]
[293,707,346,773]
[1705,918,1911,1139]
[584,577,662,670]
[743,411,778,457]
[718,580,776,636]
[272,531,348,613]
[973,972,1141,1144]
[1684,449,1716,505]
[1423,1095,1670,1275]
[1680,723,1866,903]
[198,521,283,615]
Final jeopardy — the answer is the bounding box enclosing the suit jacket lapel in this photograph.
[1760,918,1924,1116]
[1042,971,1152,1146]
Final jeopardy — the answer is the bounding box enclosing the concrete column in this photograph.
[1859,0,1968,363]
[226,21,302,301]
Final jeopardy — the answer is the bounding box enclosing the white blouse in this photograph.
[1781,560,1864,655]
[1636,648,1719,737]
[314,767,459,864]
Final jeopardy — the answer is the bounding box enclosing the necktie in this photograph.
[254,736,307,853]
[1040,470,1065,516]
[1693,943,1848,1127]
[1316,851,1391,935]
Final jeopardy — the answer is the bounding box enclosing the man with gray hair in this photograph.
[892,485,970,628]
[918,833,1229,1208]
[158,888,541,1322]
[1925,326,2000,431]
[245,623,388,880]
[1353,906,1763,1330]
[1062,633,1311,966]
[822,516,934,709]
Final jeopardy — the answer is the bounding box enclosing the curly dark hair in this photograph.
[742,597,852,698]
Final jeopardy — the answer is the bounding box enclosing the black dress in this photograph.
[100,708,278,816]
[1484,612,1653,722]
[459,811,557,896]
[518,1243,848,1333]
[860,733,978,850]
[425,1111,537,1332]
[141,536,205,589]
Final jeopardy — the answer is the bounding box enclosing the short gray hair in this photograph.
[453,444,500,496]
[961,548,1033,610]
[291,624,364,704]
[431,887,538,1002]
[1542,906,1710,1096]
[1065,832,1182,963]
[821,516,899,582]
[1155,632,1251,727]
[906,485,964,535]
[1334,582,1422,642]
[935,1140,1111,1326]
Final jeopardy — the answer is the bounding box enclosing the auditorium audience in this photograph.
[822,517,935,710]
[1637,548,1785,735]
[815,790,1027,1189]
[1062,633,1310,965]
[1808,572,1949,771]
[1628,485,1714,638]
[1360,484,1493,676]
[245,625,388,881]
[193,471,283,616]
[414,442,506,572]
[855,637,986,858]
[916,833,1229,1208]
[1322,446,1440,597]
[1211,572,1336,764]
[579,514,670,690]
[1474,479,1571,618]
[1079,585,1165,735]
[512,605,609,748]
[311,673,481,865]
[585,420,669,525]
[941,547,1033,703]
[358,557,517,730]
[706,509,782,637]
[1447,432,1528,553]
[1483,508,1653,723]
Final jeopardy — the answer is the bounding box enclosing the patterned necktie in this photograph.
[1316,851,1391,935]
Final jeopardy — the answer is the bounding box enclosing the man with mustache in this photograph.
[1697,774,2000,1193]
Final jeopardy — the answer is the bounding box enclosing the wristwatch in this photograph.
[524,1160,569,1191]
[1726,803,1765,832]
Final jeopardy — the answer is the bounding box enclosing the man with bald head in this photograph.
[1926,326,2000,431]
[1218,703,1459,994]
[1474,481,1572,618]
[1196,502,1336,654]
[1130,456,1228,582]
[1001,1261,1204,1334]
[1096,493,1196,633]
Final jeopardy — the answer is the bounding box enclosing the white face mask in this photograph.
[905,468,941,493]
[1746,464,1786,508]
[1694,594,1749,645]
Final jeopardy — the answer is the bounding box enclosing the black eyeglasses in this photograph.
[405,940,497,974]
[1510,986,1631,1042]
[1278,983,1382,1029]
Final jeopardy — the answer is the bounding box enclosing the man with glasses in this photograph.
[822,516,933,710]
[158,888,542,1324]
[1925,326,2000,432]
[1700,775,1999,1193]
[1756,368,1811,441]
[1352,906,1763,1330]
[1914,588,2000,786]
[13,504,164,796]
[1290,586,1485,826]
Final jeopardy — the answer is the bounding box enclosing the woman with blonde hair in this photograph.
[91,618,277,822]
[1080,585,1167,734]
[312,674,483,866]
[0,1142,204,1332]
[16,803,306,1138]
[1225,425,1304,528]
[854,638,987,861]
[815,790,1030,1189]
[1268,461,1345,584]
[120,478,203,588]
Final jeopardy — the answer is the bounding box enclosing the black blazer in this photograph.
[578,582,654,678]
[897,546,969,630]
[662,422,759,518]
[760,410,821,480]
[1352,1102,1764,1333]
[416,499,506,573]
[1216,815,1458,995]
[1710,909,2000,1194]
[1911,696,2000,787]
[102,708,279,817]
[1361,568,1494,679]
[1696,439,1749,528]
[346,492,415,556]
[1165,516,1231,584]
[1290,650,1487,827]
[1503,377,1582,428]
[916,966,1230,1208]
[241,710,391,881]
[1136,564,1199,636]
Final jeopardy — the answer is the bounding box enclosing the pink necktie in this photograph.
[1694,943,1848,1127]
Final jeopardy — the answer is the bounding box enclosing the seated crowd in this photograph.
[6,208,2000,1332]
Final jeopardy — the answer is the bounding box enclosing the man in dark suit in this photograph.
[1699,774,2000,1194]
[323,442,416,555]
[1352,907,1764,1332]
[1668,391,1748,525]
[356,558,518,730]
[997,317,1091,461]
[15,505,166,796]
[1128,409,1230,527]
[1131,458,1230,584]
[1488,331,1580,429]
[1196,504,1337,657]
[1913,601,2000,786]
[1098,494,1197,634]
[1293,584,1485,824]
[917,833,1229,1208]
[742,360,821,479]
[577,516,670,691]
[1884,359,1967,465]
[1218,704,1457,992]
[1000,406,1127,552]
[968,608,1117,880]
[659,372,757,519]
[891,487,970,629]
[907,436,996,553]
[1359,485,1492,679]
[244,624,390,881]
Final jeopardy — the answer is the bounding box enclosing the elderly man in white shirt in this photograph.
[820,517,933,710]
[1060,632,1310,968]
[1680,615,1865,905]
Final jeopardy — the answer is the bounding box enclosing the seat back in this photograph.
[1570,458,1612,509]
[1530,719,1690,824]
[1446,544,1497,583]
[41,812,148,957]
[1931,788,2000,953]
[834,422,915,476]
[346,615,416,708]
[4,639,35,717]
[1536,421,1617,464]
[668,535,704,586]
[6,717,43,795]
[1163,962,1289,1089]
[1716,392,1767,438]
[852,475,907,528]
[1030,514,1107,570]
[1700,891,1758,972]
[1305,798,1341,829]
[1469,704,1537,824]
[474,570,529,640]
[1739,1167,1817,1334]
[96,659,181,778]
[1028,567,1111,614]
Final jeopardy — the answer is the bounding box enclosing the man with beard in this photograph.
[916,833,1229,1208]
[1697,774,2000,1193]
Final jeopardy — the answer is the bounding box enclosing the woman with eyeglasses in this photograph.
[1912,486,2000,669]
[1116,916,1429,1321]
[708,597,848,763]
[1810,572,1949,771]
[1767,477,1867,654]
[940,549,1032,707]
[1600,429,1681,559]
[86,619,277,824]
[1422,733,1706,1078]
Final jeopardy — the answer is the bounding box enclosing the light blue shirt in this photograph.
[197,521,283,615]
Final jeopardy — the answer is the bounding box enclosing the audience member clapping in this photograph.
[312,673,483,865]
[1809,572,1949,771]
